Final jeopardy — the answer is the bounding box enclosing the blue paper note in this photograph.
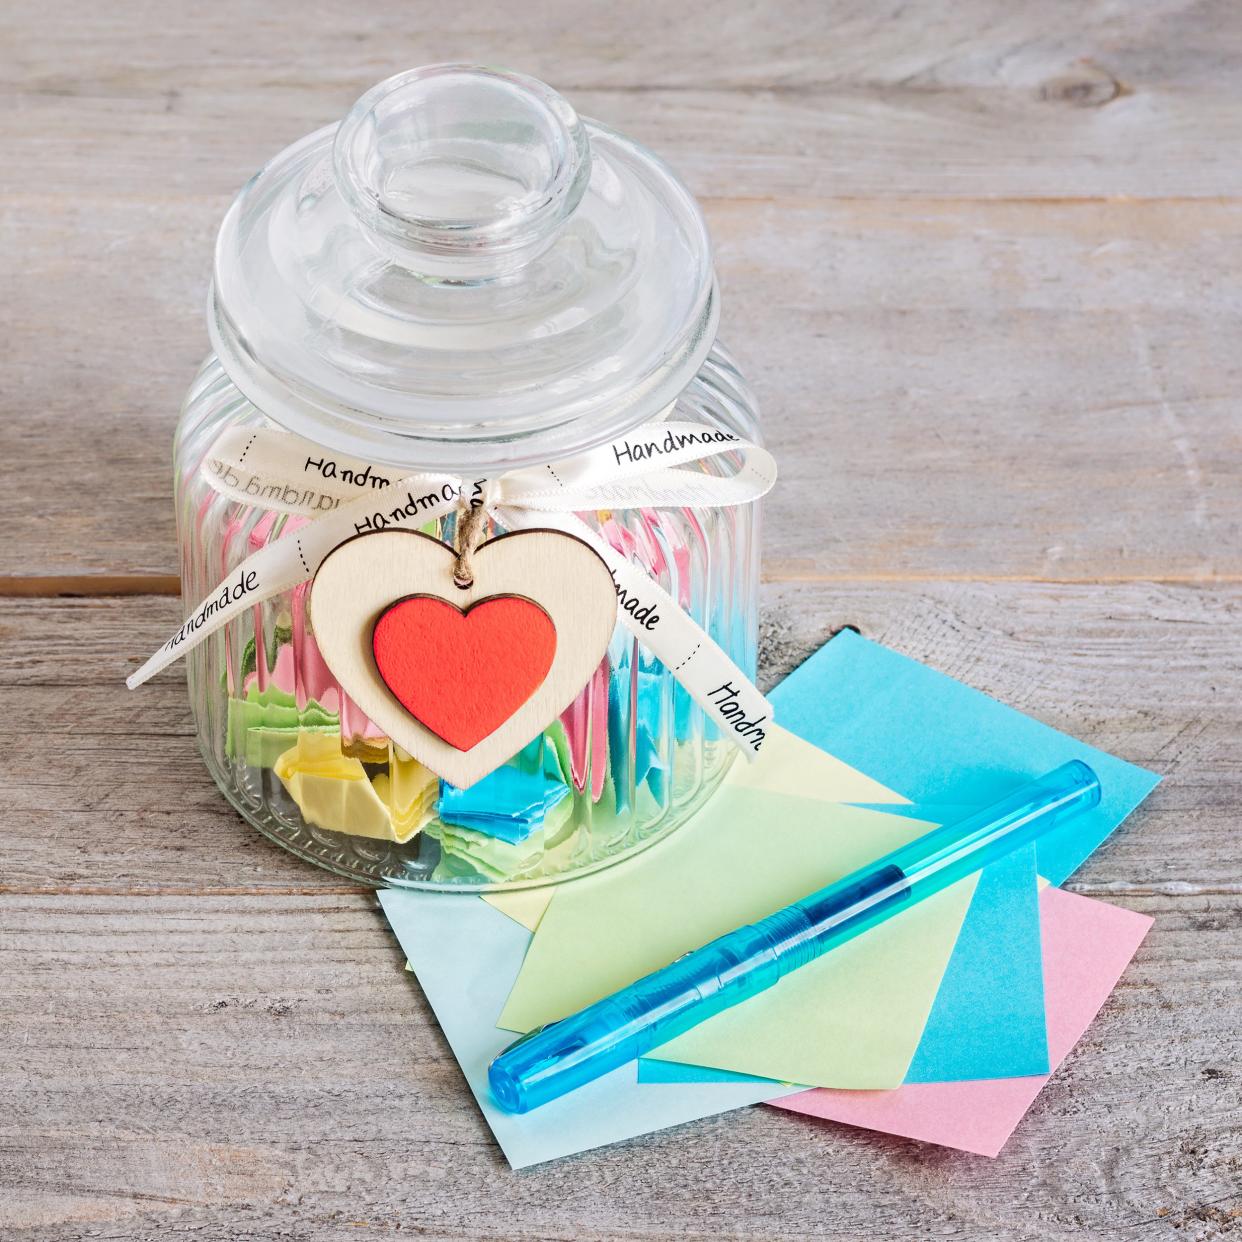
[902,844,1047,1081]
[775,630,1159,885]
[638,1060,776,1086]
[439,766,569,844]
[378,889,801,1169]
[608,666,668,811]
[774,629,1159,1081]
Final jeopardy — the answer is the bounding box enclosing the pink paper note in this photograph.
[769,885,1152,1157]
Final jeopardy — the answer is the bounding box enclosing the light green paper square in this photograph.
[498,786,974,1090]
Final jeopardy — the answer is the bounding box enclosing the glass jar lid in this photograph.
[209,64,719,471]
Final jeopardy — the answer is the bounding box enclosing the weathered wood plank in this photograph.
[5,0,1242,200]
[1,582,1235,896]
[1,889,1236,1239]
[4,196,1240,581]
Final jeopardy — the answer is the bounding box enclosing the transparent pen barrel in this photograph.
[890,759,1101,892]
[764,761,1101,975]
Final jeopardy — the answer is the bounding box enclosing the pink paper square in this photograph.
[769,886,1152,1157]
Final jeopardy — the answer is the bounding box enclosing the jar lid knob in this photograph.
[333,64,592,281]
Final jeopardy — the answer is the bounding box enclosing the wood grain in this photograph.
[2,889,1238,1240]
[4,195,1242,582]
[3,0,1240,1234]
[5,0,1242,199]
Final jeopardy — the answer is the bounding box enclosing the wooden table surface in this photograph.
[3,2,1240,1238]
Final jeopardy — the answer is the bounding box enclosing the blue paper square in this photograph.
[774,629,1159,1082]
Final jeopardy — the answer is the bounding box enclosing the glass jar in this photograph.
[174,65,763,890]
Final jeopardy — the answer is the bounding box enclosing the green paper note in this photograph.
[498,785,975,1089]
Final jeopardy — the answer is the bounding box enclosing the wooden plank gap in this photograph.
[0,884,373,897]
[0,575,181,598]
[6,191,1242,209]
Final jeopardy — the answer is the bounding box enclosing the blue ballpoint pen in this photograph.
[488,759,1102,1113]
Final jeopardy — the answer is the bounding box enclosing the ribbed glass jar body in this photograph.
[176,345,762,889]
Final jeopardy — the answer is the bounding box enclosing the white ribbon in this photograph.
[130,421,777,758]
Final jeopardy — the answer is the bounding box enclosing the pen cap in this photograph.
[488,1002,633,1115]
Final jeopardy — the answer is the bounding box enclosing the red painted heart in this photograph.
[372,595,557,753]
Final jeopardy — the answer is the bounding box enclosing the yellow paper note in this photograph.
[725,724,909,806]
[371,749,438,844]
[274,733,394,840]
[497,787,974,1089]
[485,887,555,932]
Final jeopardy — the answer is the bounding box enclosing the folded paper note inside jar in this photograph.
[275,734,436,844]
[440,766,571,844]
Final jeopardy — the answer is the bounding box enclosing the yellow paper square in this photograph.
[497,786,972,1089]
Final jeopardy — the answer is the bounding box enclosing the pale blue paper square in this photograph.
[379,889,801,1169]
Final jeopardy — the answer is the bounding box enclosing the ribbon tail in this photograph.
[494,505,772,761]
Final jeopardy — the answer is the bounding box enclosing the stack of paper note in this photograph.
[381,630,1158,1168]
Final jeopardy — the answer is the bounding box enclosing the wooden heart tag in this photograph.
[309,528,618,789]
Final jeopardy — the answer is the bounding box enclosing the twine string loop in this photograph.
[452,493,492,588]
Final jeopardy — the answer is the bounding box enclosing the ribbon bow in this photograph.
[129,419,778,758]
